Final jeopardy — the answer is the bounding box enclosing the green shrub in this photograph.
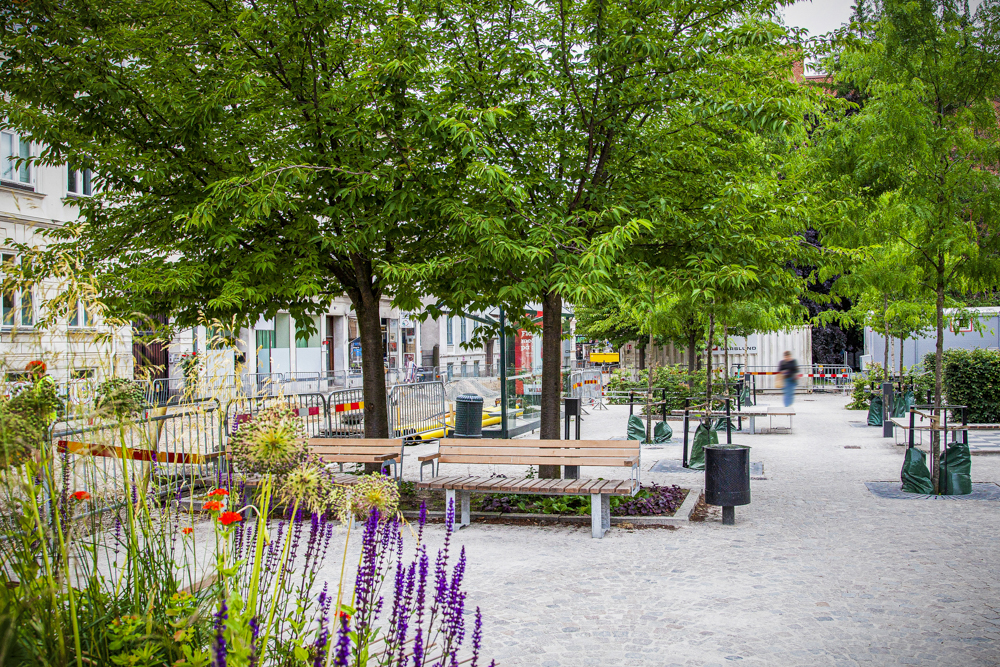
[923,348,1000,423]
[847,362,884,410]
[605,365,706,413]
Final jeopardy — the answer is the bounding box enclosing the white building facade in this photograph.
[0,127,132,383]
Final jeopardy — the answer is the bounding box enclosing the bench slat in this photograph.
[440,438,633,450]
[436,455,637,467]
[317,454,398,463]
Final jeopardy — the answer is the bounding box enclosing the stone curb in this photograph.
[399,486,702,526]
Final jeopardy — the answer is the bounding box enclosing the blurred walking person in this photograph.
[777,351,799,407]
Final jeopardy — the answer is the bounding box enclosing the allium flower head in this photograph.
[229,405,308,476]
[330,473,400,523]
[280,458,335,513]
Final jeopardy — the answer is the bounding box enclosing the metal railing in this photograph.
[327,387,365,437]
[388,381,447,440]
[51,403,223,503]
[223,393,329,439]
[730,365,854,393]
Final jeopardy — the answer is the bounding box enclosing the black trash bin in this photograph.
[705,444,751,525]
[454,394,484,438]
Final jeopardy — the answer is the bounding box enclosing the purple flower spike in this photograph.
[471,608,483,667]
[214,598,228,667]
[248,616,260,667]
[333,614,351,666]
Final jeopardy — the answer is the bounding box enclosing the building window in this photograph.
[473,360,480,377]
[1,252,32,327]
[446,315,453,346]
[295,315,321,348]
[0,130,31,185]
[70,368,95,380]
[67,166,93,197]
[460,318,467,344]
[461,361,467,377]
[446,362,454,380]
[68,299,92,327]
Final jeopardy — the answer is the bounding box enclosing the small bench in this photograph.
[670,409,771,434]
[416,438,640,538]
[308,438,405,480]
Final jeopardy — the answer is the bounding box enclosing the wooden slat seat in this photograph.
[415,438,640,538]
[308,438,405,479]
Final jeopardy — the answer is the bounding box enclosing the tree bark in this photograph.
[899,336,904,378]
[932,262,945,494]
[705,312,715,415]
[687,328,697,389]
[347,256,390,473]
[539,289,562,478]
[646,293,654,443]
[883,295,890,377]
[723,323,729,391]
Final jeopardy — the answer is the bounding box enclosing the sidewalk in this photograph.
[400,394,1000,666]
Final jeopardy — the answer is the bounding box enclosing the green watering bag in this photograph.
[627,414,672,444]
[939,441,972,495]
[867,394,883,426]
[900,447,933,495]
[687,420,717,470]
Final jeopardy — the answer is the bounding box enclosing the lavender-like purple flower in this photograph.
[214,598,228,667]
[471,608,483,667]
[314,586,330,667]
[248,616,260,667]
[332,614,351,667]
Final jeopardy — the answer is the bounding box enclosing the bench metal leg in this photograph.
[591,493,610,539]
[749,416,756,435]
[445,489,472,529]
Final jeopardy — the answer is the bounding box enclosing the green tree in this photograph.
[400,0,814,455]
[0,0,502,439]
[817,0,1000,491]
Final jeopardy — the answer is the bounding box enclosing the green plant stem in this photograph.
[246,474,272,616]
[23,466,67,661]
[258,498,300,663]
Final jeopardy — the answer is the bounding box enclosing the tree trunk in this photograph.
[723,323,729,391]
[687,329,697,389]
[348,257,390,473]
[899,336,904,378]
[883,295,890,377]
[705,312,715,415]
[932,263,945,494]
[539,289,562,478]
[646,293,654,443]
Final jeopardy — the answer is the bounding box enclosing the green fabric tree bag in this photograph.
[939,441,972,495]
[627,414,646,442]
[627,414,672,444]
[740,381,751,406]
[900,447,933,494]
[687,421,716,470]
[653,420,672,443]
[867,394,883,426]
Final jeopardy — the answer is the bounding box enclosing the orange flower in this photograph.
[218,511,242,526]
[72,491,91,501]
[208,488,229,497]
[203,500,223,512]
[182,527,194,535]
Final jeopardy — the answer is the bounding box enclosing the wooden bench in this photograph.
[308,438,405,480]
[416,438,640,538]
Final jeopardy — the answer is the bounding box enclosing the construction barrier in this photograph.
[570,369,604,408]
[731,365,853,393]
[51,403,224,502]
[327,387,366,437]
[388,381,447,440]
[223,393,329,438]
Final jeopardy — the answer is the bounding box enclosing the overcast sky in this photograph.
[780,0,857,37]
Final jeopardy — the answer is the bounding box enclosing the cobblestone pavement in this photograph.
[394,393,1000,666]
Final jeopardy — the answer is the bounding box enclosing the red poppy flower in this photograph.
[338,610,352,621]
[72,491,91,501]
[203,500,223,512]
[208,488,229,497]
[182,527,194,535]
[218,511,242,526]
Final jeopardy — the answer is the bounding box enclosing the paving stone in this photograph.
[320,395,1000,666]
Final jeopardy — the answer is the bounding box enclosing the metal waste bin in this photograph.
[454,394,484,438]
[705,444,751,525]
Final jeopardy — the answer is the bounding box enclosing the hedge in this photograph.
[923,349,1000,424]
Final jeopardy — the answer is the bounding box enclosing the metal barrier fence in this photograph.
[730,365,853,392]
[223,393,329,438]
[148,375,240,406]
[569,369,604,407]
[51,403,223,502]
[327,387,365,437]
[388,381,447,440]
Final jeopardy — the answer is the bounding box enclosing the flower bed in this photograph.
[400,482,688,518]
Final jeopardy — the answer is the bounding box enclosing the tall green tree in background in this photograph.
[392,0,812,452]
[0,0,503,439]
[817,0,1000,491]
